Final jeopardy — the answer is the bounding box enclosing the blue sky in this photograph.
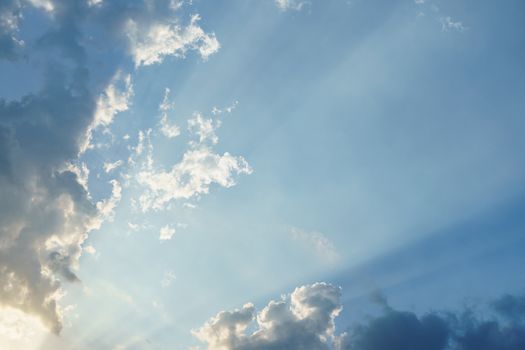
[1,0,525,349]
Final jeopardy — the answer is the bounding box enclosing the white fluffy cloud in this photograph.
[193,282,343,349]
[127,14,219,67]
[159,224,176,240]
[135,101,251,212]
[138,146,252,211]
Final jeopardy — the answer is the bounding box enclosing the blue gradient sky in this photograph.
[1,0,524,349]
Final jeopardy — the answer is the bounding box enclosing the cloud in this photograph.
[0,0,219,333]
[0,307,45,341]
[195,282,525,350]
[275,0,308,12]
[159,88,180,139]
[290,227,339,264]
[103,159,123,173]
[127,13,219,67]
[0,0,24,60]
[161,270,176,288]
[159,224,176,240]
[81,71,133,152]
[135,104,251,212]
[193,282,342,349]
[137,146,252,211]
[440,16,466,32]
[188,112,220,145]
[336,293,525,350]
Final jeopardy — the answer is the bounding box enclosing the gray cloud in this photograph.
[193,282,342,350]
[337,293,525,350]
[194,284,525,350]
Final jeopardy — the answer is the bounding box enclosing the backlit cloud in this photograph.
[0,0,220,334]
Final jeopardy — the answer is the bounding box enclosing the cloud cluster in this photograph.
[136,94,252,212]
[0,0,220,333]
[195,283,525,350]
[193,282,342,349]
[336,294,525,350]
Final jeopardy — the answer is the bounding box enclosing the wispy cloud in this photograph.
[290,227,339,264]
[275,0,308,12]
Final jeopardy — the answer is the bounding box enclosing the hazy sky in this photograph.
[1,0,525,349]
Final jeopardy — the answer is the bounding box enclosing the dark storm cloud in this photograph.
[336,293,525,350]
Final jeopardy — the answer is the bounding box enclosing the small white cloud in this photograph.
[160,114,180,139]
[87,0,103,7]
[27,0,55,12]
[103,160,123,173]
[157,88,181,138]
[94,72,133,127]
[211,100,239,115]
[128,222,140,231]
[275,0,307,11]
[83,245,96,255]
[161,270,176,287]
[159,225,176,240]
[188,112,220,144]
[137,146,252,211]
[127,14,220,67]
[81,72,133,153]
[95,180,122,222]
[441,16,466,32]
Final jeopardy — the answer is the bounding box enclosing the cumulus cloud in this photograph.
[195,283,525,350]
[193,282,342,349]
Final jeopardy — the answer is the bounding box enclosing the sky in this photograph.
[0,0,525,349]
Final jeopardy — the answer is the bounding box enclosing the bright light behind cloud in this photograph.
[0,307,47,350]
[2,0,525,349]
